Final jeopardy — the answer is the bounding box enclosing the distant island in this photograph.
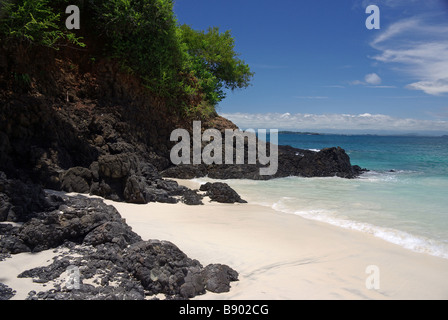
[276,131,448,137]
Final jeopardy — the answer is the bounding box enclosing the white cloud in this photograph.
[364,73,382,85]
[406,78,448,95]
[351,73,390,87]
[370,18,419,46]
[370,16,448,95]
[220,112,448,133]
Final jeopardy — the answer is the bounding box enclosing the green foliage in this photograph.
[96,1,253,109]
[0,0,84,49]
[179,25,254,106]
[0,0,253,114]
[99,0,184,97]
[181,25,253,90]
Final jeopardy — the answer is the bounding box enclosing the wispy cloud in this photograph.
[220,112,448,133]
[370,16,448,95]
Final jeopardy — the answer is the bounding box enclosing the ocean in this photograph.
[195,134,448,259]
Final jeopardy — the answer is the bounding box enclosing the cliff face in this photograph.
[1,45,197,204]
[0,45,175,175]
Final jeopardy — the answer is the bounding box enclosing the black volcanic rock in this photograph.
[61,167,93,194]
[199,182,247,204]
[1,191,238,300]
[276,146,365,178]
[0,234,30,254]
[123,240,205,298]
[162,145,366,180]
[0,171,59,222]
[16,194,142,252]
[123,174,148,204]
[162,165,207,180]
[202,264,239,293]
[121,240,239,298]
[58,152,190,205]
[0,283,16,300]
[181,189,204,206]
[98,153,133,179]
[83,221,141,249]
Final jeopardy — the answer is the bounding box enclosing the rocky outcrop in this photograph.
[202,264,239,293]
[162,144,366,180]
[0,191,139,253]
[0,171,60,223]
[0,283,16,300]
[181,189,204,206]
[0,45,199,206]
[161,121,365,180]
[0,94,196,205]
[61,153,186,204]
[123,240,207,298]
[200,182,247,204]
[0,92,252,207]
[0,192,238,300]
[275,145,366,178]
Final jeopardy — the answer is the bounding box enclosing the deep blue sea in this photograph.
[197,134,448,259]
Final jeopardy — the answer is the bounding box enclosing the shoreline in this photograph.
[107,179,448,300]
[2,179,448,300]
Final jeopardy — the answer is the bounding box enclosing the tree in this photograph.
[180,24,254,106]
[99,0,184,97]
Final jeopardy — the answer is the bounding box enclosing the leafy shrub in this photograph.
[99,0,184,97]
[180,24,254,106]
[0,0,253,114]
[0,0,84,48]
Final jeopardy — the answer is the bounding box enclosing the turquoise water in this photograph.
[196,134,448,259]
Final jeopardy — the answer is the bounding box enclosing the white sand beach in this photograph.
[0,247,64,300]
[2,179,448,300]
[107,179,448,300]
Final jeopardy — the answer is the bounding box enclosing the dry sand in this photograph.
[2,179,448,300]
[0,247,63,300]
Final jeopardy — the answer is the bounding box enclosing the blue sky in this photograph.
[173,0,448,134]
